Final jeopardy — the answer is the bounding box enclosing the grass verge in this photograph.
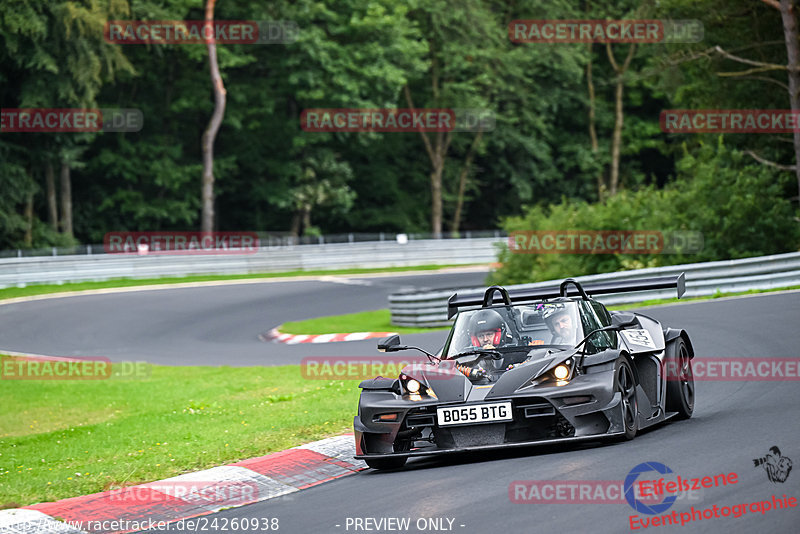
[279,309,448,335]
[0,358,360,508]
[0,263,485,302]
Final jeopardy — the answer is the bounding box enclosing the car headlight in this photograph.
[406,379,421,393]
[399,375,436,399]
[553,364,570,380]
[529,358,576,387]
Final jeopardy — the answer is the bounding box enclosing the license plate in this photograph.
[436,402,513,426]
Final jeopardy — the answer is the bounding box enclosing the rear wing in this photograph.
[447,273,685,319]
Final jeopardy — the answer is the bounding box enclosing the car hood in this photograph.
[400,348,576,402]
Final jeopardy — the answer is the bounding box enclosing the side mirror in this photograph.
[377,334,402,352]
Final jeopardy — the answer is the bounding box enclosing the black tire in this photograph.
[365,456,407,470]
[615,358,638,440]
[665,337,694,419]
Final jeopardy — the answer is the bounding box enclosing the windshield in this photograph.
[444,301,582,358]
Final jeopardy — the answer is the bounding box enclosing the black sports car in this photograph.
[353,275,695,470]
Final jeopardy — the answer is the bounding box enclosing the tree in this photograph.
[4,0,794,250]
[0,0,132,246]
[491,138,800,285]
[653,0,792,198]
[220,0,428,236]
[757,0,800,204]
[403,0,503,236]
[606,41,637,196]
[283,151,355,236]
[581,0,663,198]
[201,0,226,233]
[82,0,223,240]
[449,129,484,232]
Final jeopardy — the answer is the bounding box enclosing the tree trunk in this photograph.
[606,42,636,196]
[45,160,58,231]
[302,206,311,234]
[431,190,443,236]
[290,212,301,237]
[430,151,444,238]
[587,43,603,199]
[609,79,624,196]
[778,0,800,204]
[201,0,226,233]
[60,159,73,237]
[450,130,483,233]
[24,189,33,246]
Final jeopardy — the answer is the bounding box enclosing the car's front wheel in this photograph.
[665,337,694,419]
[615,358,638,440]
[365,456,407,470]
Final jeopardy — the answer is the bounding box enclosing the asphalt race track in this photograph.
[134,290,798,534]
[3,274,799,533]
[0,269,486,366]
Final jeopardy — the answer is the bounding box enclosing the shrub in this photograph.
[490,138,800,285]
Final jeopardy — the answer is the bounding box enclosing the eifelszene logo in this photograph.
[625,462,678,515]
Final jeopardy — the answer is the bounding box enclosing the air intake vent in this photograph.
[519,403,555,418]
[406,414,436,427]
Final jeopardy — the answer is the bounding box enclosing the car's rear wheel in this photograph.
[665,337,694,419]
[365,456,407,470]
[615,359,638,440]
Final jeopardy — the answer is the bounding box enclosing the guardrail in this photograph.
[0,237,504,288]
[0,231,504,259]
[389,251,800,327]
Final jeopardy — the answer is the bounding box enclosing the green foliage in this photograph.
[491,139,800,285]
[0,145,32,248]
[0,0,134,247]
[0,0,797,255]
[649,0,788,166]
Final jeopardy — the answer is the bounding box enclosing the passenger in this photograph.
[543,305,577,345]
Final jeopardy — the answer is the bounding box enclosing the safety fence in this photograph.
[0,235,504,288]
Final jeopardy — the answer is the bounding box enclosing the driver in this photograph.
[543,304,576,345]
[468,309,511,349]
[456,309,512,380]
